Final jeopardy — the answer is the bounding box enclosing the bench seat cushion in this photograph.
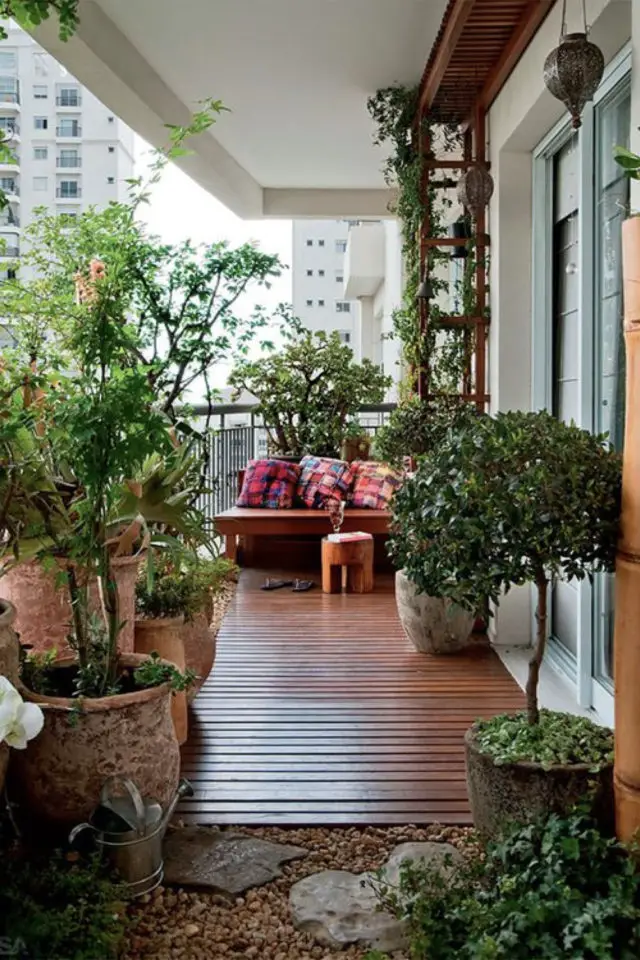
[349,461,403,510]
[296,456,354,509]
[236,459,302,509]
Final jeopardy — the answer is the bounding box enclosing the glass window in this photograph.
[335,239,347,253]
[57,180,80,197]
[57,118,81,136]
[318,269,325,277]
[33,52,48,76]
[318,240,325,247]
[33,85,48,99]
[306,299,313,307]
[306,269,313,276]
[336,301,351,313]
[34,117,48,130]
[57,87,81,107]
[0,52,16,71]
[33,147,48,160]
[306,239,313,247]
[318,299,325,307]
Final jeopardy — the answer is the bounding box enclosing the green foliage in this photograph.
[367,87,467,388]
[133,651,196,693]
[613,145,640,181]
[367,812,640,960]
[472,710,614,769]
[229,327,391,458]
[0,848,127,959]
[1,1,79,40]
[373,395,478,466]
[389,410,621,609]
[19,647,58,697]
[136,551,236,621]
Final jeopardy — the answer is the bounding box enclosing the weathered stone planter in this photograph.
[182,609,216,704]
[135,617,187,744]
[465,726,615,839]
[2,555,142,655]
[395,569,476,654]
[12,653,180,827]
[0,599,19,792]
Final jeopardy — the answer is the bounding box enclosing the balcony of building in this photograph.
[343,220,386,300]
[55,123,82,139]
[56,154,82,169]
[0,120,20,144]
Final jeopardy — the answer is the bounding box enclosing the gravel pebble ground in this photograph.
[123,824,475,960]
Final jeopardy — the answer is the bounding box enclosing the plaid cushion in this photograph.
[350,461,403,509]
[236,459,301,509]
[296,456,354,509]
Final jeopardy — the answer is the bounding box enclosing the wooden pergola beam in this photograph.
[477,0,555,110]
[419,0,478,114]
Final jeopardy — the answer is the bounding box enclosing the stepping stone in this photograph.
[289,841,462,952]
[164,828,307,898]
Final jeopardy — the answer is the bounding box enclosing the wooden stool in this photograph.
[321,536,374,594]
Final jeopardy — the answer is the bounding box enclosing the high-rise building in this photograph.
[0,20,134,282]
[291,219,359,352]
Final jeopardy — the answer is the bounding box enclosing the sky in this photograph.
[133,136,294,395]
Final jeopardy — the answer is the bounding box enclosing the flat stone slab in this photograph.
[289,841,461,952]
[164,828,307,897]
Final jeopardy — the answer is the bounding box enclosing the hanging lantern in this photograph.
[456,166,494,219]
[416,276,433,300]
[543,0,604,129]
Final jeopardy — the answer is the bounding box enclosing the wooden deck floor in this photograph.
[179,569,524,825]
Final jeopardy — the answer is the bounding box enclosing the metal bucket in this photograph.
[69,776,193,898]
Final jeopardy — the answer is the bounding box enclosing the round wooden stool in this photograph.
[321,536,374,594]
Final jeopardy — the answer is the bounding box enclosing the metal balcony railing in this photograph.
[0,122,19,137]
[0,216,19,227]
[57,156,82,167]
[56,186,81,198]
[56,95,82,107]
[0,92,19,105]
[188,402,396,518]
[0,182,19,195]
[56,125,81,137]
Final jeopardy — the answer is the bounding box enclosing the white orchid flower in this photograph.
[0,675,44,749]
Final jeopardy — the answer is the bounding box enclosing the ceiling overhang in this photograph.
[33,0,447,219]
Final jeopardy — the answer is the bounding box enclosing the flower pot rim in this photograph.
[464,725,613,774]
[18,653,173,713]
[0,598,16,628]
[135,615,186,627]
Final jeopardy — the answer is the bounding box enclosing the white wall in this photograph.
[486,0,631,645]
[373,219,403,397]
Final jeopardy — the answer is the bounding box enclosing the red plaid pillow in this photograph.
[236,459,301,509]
[296,456,354,509]
[350,461,403,509]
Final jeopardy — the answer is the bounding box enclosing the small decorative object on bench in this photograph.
[322,533,374,595]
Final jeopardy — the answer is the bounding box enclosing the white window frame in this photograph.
[531,43,631,727]
[33,147,48,160]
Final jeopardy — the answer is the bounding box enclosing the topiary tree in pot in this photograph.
[391,409,621,835]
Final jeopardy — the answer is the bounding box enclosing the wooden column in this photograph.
[418,116,431,400]
[614,215,640,842]
[473,104,488,412]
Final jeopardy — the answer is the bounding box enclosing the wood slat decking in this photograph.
[179,569,524,825]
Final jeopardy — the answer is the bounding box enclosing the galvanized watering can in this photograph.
[69,776,194,897]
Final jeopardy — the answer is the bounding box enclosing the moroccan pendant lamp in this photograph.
[543,0,604,129]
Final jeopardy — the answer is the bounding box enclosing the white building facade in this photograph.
[0,20,134,281]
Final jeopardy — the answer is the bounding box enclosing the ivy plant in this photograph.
[388,410,621,730]
[367,812,640,960]
[229,326,391,458]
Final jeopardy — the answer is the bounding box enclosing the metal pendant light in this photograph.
[416,275,432,300]
[543,0,604,129]
[457,166,494,219]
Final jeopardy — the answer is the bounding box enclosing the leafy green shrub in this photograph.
[0,849,127,959]
[373,395,478,466]
[388,410,621,726]
[136,552,236,621]
[472,709,614,768]
[367,813,640,960]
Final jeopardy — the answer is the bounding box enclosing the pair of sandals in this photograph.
[260,577,315,592]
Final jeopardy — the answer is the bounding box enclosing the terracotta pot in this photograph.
[0,599,19,793]
[465,726,614,839]
[11,653,180,827]
[2,555,143,656]
[395,569,478,654]
[182,609,217,704]
[135,617,187,745]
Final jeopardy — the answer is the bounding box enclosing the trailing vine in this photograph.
[367,86,470,394]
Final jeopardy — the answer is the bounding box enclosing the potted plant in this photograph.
[341,421,372,463]
[9,106,224,826]
[229,324,390,459]
[393,409,620,836]
[387,399,482,652]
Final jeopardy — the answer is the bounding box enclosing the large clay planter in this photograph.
[135,617,187,745]
[465,727,614,840]
[182,608,216,704]
[2,555,142,655]
[0,599,19,792]
[395,569,476,654]
[11,653,180,827]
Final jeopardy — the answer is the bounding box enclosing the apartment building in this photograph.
[291,220,359,352]
[0,19,134,282]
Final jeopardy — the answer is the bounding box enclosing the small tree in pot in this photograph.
[393,409,620,835]
[229,326,391,459]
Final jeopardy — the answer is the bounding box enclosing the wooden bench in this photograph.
[215,507,390,563]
